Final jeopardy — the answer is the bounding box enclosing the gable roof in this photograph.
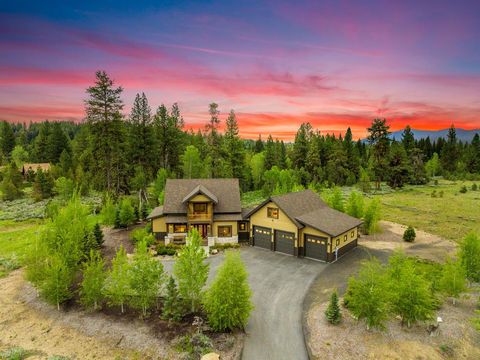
[182,184,218,204]
[162,178,241,214]
[246,189,363,237]
[147,205,163,220]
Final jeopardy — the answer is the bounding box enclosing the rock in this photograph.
[201,353,220,360]
[211,249,219,255]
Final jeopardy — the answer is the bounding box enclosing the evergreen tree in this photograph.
[118,198,135,228]
[32,168,54,201]
[128,240,164,316]
[387,142,411,189]
[104,245,131,313]
[367,118,391,189]
[292,123,312,169]
[0,162,23,200]
[277,140,287,169]
[409,148,428,185]
[441,124,458,173]
[47,122,70,163]
[254,134,264,153]
[0,121,15,159]
[203,250,253,331]
[85,70,127,195]
[205,103,224,177]
[223,110,245,180]
[33,122,51,162]
[152,168,168,202]
[162,276,183,322]
[325,290,341,324]
[79,250,106,310]
[401,125,415,155]
[344,127,360,182]
[264,135,276,170]
[173,229,209,313]
[93,223,104,247]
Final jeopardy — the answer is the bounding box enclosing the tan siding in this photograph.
[330,227,358,253]
[213,221,238,236]
[249,201,298,245]
[152,217,167,233]
[189,194,211,202]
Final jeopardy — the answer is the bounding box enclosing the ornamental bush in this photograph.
[403,226,416,242]
[325,290,341,324]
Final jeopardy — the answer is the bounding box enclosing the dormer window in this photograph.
[193,203,208,214]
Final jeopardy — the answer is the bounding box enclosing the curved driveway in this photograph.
[162,247,327,360]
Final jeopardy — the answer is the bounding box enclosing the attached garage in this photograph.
[274,230,295,255]
[304,234,328,261]
[253,225,271,250]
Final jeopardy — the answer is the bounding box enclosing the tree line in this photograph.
[1,70,480,202]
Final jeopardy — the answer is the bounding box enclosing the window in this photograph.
[174,224,187,233]
[218,225,232,237]
[267,207,279,219]
[351,231,355,238]
[239,222,247,231]
[335,238,340,246]
[344,235,347,242]
[193,203,207,214]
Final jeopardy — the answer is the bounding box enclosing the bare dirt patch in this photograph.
[361,221,457,262]
[308,294,480,360]
[101,225,137,263]
[0,268,244,359]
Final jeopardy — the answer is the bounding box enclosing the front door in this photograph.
[192,224,209,238]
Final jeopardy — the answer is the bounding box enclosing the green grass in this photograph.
[372,179,480,241]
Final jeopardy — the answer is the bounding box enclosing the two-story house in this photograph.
[147,178,249,245]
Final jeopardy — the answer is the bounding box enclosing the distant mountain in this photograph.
[390,128,480,142]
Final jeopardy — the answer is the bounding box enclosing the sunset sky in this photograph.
[1,0,479,139]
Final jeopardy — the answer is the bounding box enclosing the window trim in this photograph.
[335,238,340,246]
[218,225,232,238]
[351,230,355,238]
[193,202,208,214]
[344,234,348,242]
[267,207,279,219]
[173,224,187,233]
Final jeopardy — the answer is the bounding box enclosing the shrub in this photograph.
[203,250,253,331]
[439,190,444,198]
[434,179,439,186]
[93,223,104,247]
[460,185,468,193]
[0,346,29,360]
[156,245,177,256]
[54,177,75,200]
[431,190,437,198]
[131,227,148,243]
[403,226,416,242]
[176,333,213,359]
[325,290,341,324]
[472,183,478,191]
[100,194,116,226]
[118,198,136,228]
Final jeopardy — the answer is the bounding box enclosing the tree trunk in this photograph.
[121,303,124,314]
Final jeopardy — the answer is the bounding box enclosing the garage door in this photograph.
[304,234,328,261]
[274,230,295,255]
[253,226,271,250]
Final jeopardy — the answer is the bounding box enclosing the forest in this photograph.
[1,70,480,206]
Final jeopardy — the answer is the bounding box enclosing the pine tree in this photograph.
[401,125,415,155]
[85,70,127,195]
[93,223,104,247]
[0,121,15,159]
[79,250,106,310]
[162,276,183,322]
[367,118,391,189]
[387,142,411,189]
[0,162,23,200]
[205,103,224,177]
[264,135,276,170]
[292,123,312,169]
[173,229,209,313]
[325,290,341,324]
[203,250,253,331]
[128,240,164,317]
[254,134,264,153]
[224,110,245,180]
[33,122,51,162]
[441,124,458,173]
[32,168,54,201]
[47,122,70,163]
[104,246,131,313]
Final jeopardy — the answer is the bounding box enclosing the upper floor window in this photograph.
[193,203,208,214]
[267,207,279,219]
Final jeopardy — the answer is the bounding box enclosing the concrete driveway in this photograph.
[162,246,327,360]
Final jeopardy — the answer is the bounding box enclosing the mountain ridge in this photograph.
[390,128,479,142]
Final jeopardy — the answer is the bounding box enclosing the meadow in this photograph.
[374,180,480,241]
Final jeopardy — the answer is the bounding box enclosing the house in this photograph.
[148,179,362,262]
[246,189,363,262]
[21,163,51,177]
[147,178,249,246]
